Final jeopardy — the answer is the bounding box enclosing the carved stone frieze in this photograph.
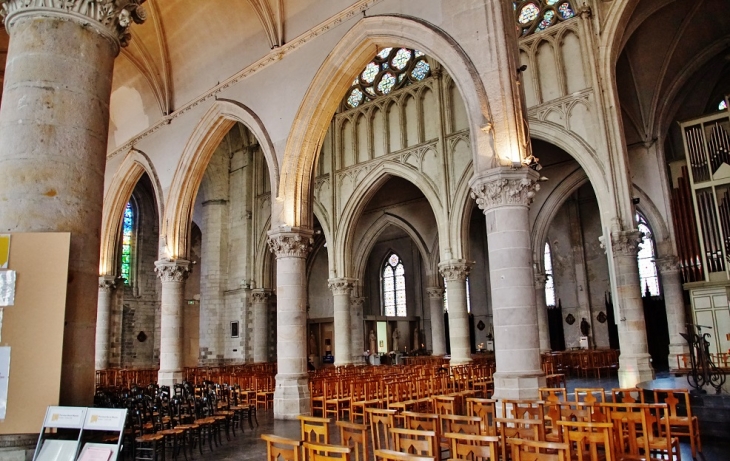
[438,260,472,282]
[267,228,314,258]
[609,230,643,257]
[426,287,444,300]
[470,167,540,213]
[328,278,355,296]
[1,0,147,49]
[250,289,272,304]
[154,259,192,283]
[98,275,117,293]
[654,256,680,273]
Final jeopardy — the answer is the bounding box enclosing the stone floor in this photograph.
[158,374,730,461]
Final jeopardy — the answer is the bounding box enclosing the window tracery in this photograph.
[544,242,556,306]
[514,0,576,36]
[636,212,660,297]
[344,47,431,110]
[121,201,135,286]
[382,253,407,317]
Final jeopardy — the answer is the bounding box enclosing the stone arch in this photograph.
[100,148,164,275]
[336,163,446,278]
[163,99,279,259]
[278,15,492,228]
[254,214,274,289]
[450,162,476,261]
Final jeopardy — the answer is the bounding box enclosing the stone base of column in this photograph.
[618,353,655,388]
[158,370,184,387]
[450,356,473,366]
[274,373,311,419]
[668,342,690,371]
[492,372,546,401]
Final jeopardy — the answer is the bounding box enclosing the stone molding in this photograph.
[534,272,548,289]
[469,167,540,212]
[250,289,272,304]
[426,287,444,299]
[654,255,680,273]
[267,227,314,258]
[438,260,472,282]
[1,0,147,50]
[609,230,642,257]
[98,275,117,293]
[154,259,192,283]
[328,278,355,295]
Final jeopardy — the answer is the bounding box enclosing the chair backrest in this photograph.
[432,395,456,415]
[373,449,435,461]
[641,404,674,452]
[539,388,567,403]
[444,432,499,460]
[510,438,570,461]
[501,399,544,421]
[402,412,438,433]
[652,389,691,419]
[261,434,302,461]
[466,398,497,435]
[574,388,605,404]
[337,420,368,461]
[606,403,650,459]
[390,427,437,457]
[368,408,397,451]
[496,417,542,461]
[611,388,644,404]
[303,442,351,461]
[556,420,615,461]
[298,415,331,444]
[440,414,481,436]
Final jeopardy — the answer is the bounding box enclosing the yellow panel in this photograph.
[0,235,9,269]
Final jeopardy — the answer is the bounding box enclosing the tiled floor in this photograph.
[173,375,730,461]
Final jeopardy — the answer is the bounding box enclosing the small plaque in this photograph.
[476,320,486,331]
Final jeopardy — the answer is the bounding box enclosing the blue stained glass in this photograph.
[720,100,728,111]
[519,3,539,24]
[378,73,396,94]
[411,60,430,80]
[558,2,574,19]
[121,202,133,285]
[537,10,555,30]
[347,88,363,108]
[378,47,393,59]
[392,48,412,70]
[362,62,379,83]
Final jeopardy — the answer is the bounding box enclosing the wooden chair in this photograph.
[557,420,615,461]
[324,379,350,421]
[611,388,644,404]
[444,432,499,460]
[466,398,497,436]
[439,414,481,436]
[607,403,651,460]
[540,387,568,404]
[432,395,456,416]
[390,428,438,459]
[298,415,331,444]
[496,418,541,461]
[510,438,570,461]
[653,389,701,459]
[636,404,681,461]
[351,380,381,423]
[574,388,606,404]
[261,434,302,461]
[374,449,435,460]
[501,399,545,422]
[403,412,439,432]
[337,420,368,461]
[303,441,351,460]
[310,379,325,417]
[368,408,397,452]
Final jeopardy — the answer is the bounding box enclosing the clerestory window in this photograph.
[514,0,576,37]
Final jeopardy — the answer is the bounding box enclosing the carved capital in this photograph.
[267,227,314,259]
[1,0,148,51]
[654,256,680,273]
[609,230,643,257]
[154,259,191,283]
[250,289,272,304]
[98,275,117,293]
[469,167,540,213]
[328,278,355,296]
[534,272,548,289]
[438,260,472,282]
[426,287,444,300]
[350,297,365,308]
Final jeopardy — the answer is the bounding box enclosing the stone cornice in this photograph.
[438,260,473,282]
[250,289,272,304]
[98,275,117,293]
[267,227,314,259]
[328,278,355,295]
[470,167,540,212]
[426,287,444,299]
[154,258,191,283]
[1,0,147,52]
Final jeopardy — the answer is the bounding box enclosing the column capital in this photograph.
[267,227,314,259]
[534,272,548,289]
[1,0,148,52]
[426,287,444,299]
[469,167,540,213]
[98,275,117,293]
[154,259,192,283]
[438,260,473,282]
[328,278,355,295]
[654,255,680,273]
[250,289,272,304]
[350,297,366,308]
[605,230,642,257]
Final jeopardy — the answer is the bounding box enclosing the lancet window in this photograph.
[636,212,660,297]
[544,242,556,306]
[514,0,576,36]
[382,253,407,317]
[120,201,135,286]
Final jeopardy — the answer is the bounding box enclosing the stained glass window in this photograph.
[544,242,555,306]
[121,202,134,285]
[636,213,660,297]
[343,47,431,109]
[383,253,407,317]
[720,100,728,111]
[443,278,472,314]
[514,0,577,36]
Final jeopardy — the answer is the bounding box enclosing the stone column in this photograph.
[655,256,689,370]
[268,228,313,419]
[0,0,146,405]
[607,231,655,387]
[470,167,545,400]
[251,289,272,363]
[350,297,365,363]
[155,259,191,387]
[329,278,354,366]
[95,276,117,370]
[439,261,472,364]
[427,288,447,356]
[199,199,228,365]
[534,272,551,353]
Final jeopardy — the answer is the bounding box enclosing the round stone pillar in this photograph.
[329,278,354,366]
[251,289,272,363]
[0,1,146,405]
[350,297,366,363]
[268,228,313,419]
[471,167,545,400]
[95,276,117,370]
[655,256,689,370]
[155,259,191,387]
[534,272,551,353]
[439,262,472,364]
[427,288,447,356]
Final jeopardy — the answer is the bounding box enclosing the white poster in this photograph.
[0,270,15,307]
[84,408,127,431]
[43,406,86,429]
[0,347,10,420]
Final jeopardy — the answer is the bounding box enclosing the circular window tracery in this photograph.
[514,0,576,36]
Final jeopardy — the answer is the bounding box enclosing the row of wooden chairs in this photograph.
[542,350,619,378]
